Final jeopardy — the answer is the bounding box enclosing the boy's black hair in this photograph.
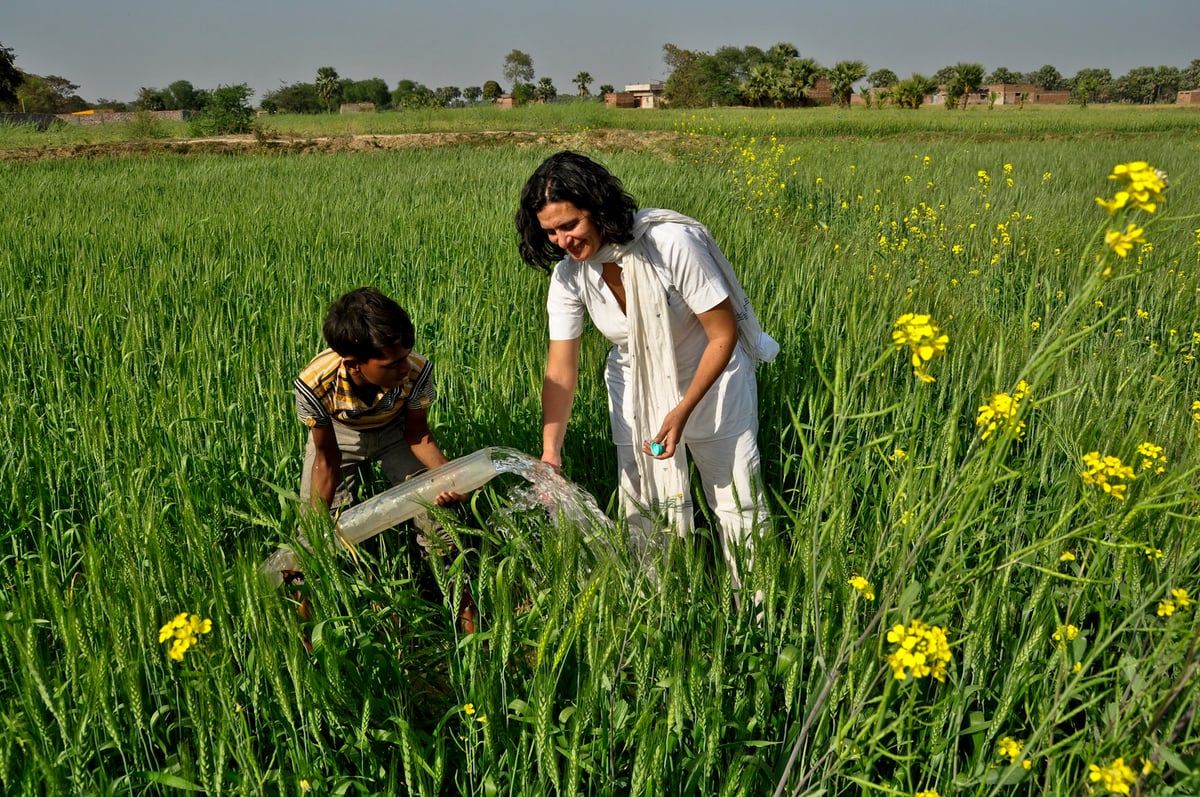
[323,287,415,361]
[515,150,639,273]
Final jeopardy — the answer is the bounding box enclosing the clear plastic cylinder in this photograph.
[335,447,501,544]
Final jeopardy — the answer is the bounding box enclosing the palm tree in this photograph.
[777,58,821,107]
[829,60,867,107]
[741,63,775,107]
[946,62,985,109]
[893,74,938,109]
[315,66,341,113]
[573,71,593,97]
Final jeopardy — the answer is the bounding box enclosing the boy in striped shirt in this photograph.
[295,287,463,534]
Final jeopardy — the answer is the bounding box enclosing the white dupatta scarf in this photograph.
[594,209,778,534]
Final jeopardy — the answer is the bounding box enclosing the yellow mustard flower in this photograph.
[1145,547,1164,560]
[1158,600,1176,617]
[463,703,476,715]
[1052,624,1080,647]
[1060,550,1077,562]
[1104,223,1146,258]
[1081,452,1135,500]
[977,380,1031,441]
[158,612,213,662]
[998,736,1032,770]
[1136,442,1167,473]
[892,313,949,383]
[915,791,941,797]
[848,576,875,600]
[1088,756,1137,795]
[1111,161,1167,211]
[885,619,951,682]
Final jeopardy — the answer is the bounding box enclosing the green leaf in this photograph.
[140,771,205,791]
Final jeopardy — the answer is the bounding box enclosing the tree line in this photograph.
[660,42,1200,109]
[259,51,614,113]
[4,38,1198,119]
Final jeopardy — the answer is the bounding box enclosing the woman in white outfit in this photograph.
[515,151,775,584]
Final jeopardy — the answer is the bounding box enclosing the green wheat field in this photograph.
[2,105,1199,796]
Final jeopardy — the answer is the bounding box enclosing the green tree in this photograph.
[765,42,799,68]
[1153,65,1181,103]
[1069,68,1113,107]
[598,83,614,95]
[1181,58,1200,91]
[511,81,534,105]
[867,68,897,88]
[434,86,462,107]
[828,60,867,107]
[775,57,822,107]
[261,82,322,113]
[1027,64,1065,90]
[189,83,254,134]
[933,65,957,86]
[463,86,482,103]
[482,80,502,101]
[741,63,775,107]
[986,66,1022,85]
[16,74,86,113]
[1115,65,1180,104]
[662,43,705,107]
[893,73,938,109]
[392,80,435,109]
[135,86,168,111]
[503,50,535,87]
[315,66,342,112]
[342,77,390,107]
[533,77,557,103]
[946,62,984,109]
[165,80,205,110]
[573,71,592,97]
[700,45,759,105]
[0,41,23,108]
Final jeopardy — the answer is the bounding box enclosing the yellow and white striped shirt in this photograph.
[294,348,435,431]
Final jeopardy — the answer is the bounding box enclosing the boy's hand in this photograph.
[434,490,467,507]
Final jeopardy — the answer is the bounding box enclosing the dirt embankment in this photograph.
[0,128,684,162]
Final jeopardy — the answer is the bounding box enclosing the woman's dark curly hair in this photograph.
[515,151,638,273]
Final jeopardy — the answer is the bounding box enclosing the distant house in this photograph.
[1177,89,1200,105]
[985,84,1069,105]
[603,92,637,108]
[605,83,664,109]
[926,83,1070,106]
[339,102,375,114]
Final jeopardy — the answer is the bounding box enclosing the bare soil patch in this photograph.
[0,128,685,162]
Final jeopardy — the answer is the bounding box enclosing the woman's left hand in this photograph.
[643,406,690,458]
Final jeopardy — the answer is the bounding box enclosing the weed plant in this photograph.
[0,113,1198,795]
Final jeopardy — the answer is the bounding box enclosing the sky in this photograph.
[5,0,1199,104]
